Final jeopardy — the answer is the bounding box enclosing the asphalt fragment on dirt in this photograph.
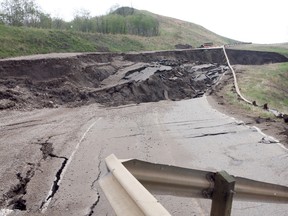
[0,49,288,214]
[0,56,228,110]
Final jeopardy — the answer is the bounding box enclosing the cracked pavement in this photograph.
[0,97,288,216]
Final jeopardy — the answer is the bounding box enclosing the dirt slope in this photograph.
[0,49,287,110]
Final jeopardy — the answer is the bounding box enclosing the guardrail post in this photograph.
[101,155,288,215]
[210,171,236,216]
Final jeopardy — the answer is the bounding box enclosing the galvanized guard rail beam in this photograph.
[99,154,171,216]
[100,154,288,216]
[123,158,288,203]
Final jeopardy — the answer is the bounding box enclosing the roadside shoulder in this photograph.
[206,91,288,148]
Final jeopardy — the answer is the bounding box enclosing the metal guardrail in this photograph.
[100,154,288,216]
[99,154,171,216]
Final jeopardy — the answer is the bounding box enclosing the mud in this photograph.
[0,49,287,110]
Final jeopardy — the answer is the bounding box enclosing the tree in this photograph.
[51,17,67,30]
[91,10,159,36]
[72,9,93,32]
[0,9,4,24]
[0,0,46,27]
[38,12,52,28]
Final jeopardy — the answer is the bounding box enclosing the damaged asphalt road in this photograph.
[0,49,288,215]
[0,57,228,110]
[0,97,288,216]
[1,48,286,111]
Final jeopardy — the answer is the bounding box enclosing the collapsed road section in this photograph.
[0,48,288,216]
[0,48,287,110]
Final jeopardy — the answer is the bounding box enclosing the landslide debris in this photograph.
[0,61,227,109]
[0,49,287,110]
[90,62,228,106]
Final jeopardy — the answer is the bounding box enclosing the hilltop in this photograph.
[0,7,236,59]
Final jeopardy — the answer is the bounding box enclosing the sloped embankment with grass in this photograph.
[0,8,236,59]
[236,62,288,114]
[0,25,146,58]
[231,43,288,58]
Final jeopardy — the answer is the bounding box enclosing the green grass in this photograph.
[236,63,288,114]
[0,25,98,58]
[224,82,275,118]
[148,12,236,48]
[226,44,288,116]
[0,10,236,59]
[233,43,288,57]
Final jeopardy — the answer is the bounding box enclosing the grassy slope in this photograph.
[0,25,148,58]
[0,26,95,58]
[0,10,235,59]
[232,43,288,57]
[237,63,288,114]
[149,12,236,48]
[223,61,288,116]
[221,43,288,116]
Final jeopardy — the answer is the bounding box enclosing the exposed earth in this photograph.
[0,48,287,110]
[0,48,287,146]
[0,48,288,215]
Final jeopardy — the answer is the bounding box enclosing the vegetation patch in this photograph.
[235,63,288,114]
[0,1,236,58]
[233,43,288,58]
[223,82,275,118]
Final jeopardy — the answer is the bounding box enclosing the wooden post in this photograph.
[210,171,236,216]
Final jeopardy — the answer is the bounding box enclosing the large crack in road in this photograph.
[87,148,104,216]
[86,193,101,216]
[0,49,287,215]
[0,98,287,216]
[186,131,237,138]
[0,164,36,211]
[0,135,65,212]
[39,118,101,213]
[40,154,68,211]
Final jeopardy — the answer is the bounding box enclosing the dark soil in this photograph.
[89,63,228,106]
[0,48,287,110]
[0,49,287,146]
[226,49,288,65]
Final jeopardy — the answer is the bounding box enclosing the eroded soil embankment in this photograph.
[0,49,287,110]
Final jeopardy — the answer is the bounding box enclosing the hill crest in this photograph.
[0,6,237,58]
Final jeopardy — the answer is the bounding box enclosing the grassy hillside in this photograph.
[0,9,236,59]
[223,44,288,115]
[149,12,236,48]
[222,62,288,120]
[232,43,288,57]
[237,63,288,114]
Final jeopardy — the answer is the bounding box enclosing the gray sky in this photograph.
[36,0,288,44]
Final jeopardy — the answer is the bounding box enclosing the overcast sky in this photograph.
[35,0,288,44]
